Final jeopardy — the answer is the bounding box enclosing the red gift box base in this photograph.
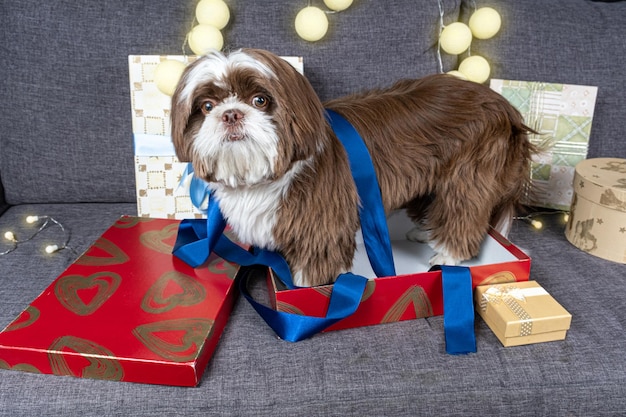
[268,211,531,331]
[0,216,238,386]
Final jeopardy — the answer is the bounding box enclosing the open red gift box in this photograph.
[267,211,531,332]
[0,216,239,387]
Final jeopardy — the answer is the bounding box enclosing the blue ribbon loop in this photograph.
[440,265,477,355]
[325,110,396,278]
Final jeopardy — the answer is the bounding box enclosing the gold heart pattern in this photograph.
[477,271,517,286]
[75,237,129,266]
[55,272,122,316]
[139,223,179,254]
[132,318,214,362]
[208,257,239,278]
[48,336,124,381]
[5,305,40,332]
[113,216,153,229]
[141,271,207,314]
[381,285,433,323]
[275,301,305,315]
[0,359,41,374]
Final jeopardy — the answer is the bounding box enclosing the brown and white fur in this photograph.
[171,48,535,287]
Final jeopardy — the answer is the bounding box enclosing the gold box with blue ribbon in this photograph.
[475,281,572,347]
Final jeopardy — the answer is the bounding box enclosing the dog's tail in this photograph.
[490,103,541,237]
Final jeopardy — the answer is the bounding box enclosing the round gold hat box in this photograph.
[565,158,626,264]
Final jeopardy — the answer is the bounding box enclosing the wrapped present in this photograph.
[128,55,304,219]
[490,79,598,210]
[0,216,240,386]
[565,158,626,264]
[475,281,572,347]
[266,210,531,332]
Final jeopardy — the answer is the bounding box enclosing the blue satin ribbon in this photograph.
[325,110,396,278]
[240,272,367,342]
[171,191,368,342]
[440,265,477,355]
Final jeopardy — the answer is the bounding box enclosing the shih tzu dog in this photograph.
[171,48,535,287]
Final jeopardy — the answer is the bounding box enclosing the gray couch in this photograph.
[2,0,626,415]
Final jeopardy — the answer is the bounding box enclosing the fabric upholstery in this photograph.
[1,0,626,415]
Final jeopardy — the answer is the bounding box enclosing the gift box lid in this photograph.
[475,281,572,340]
[0,216,239,386]
[573,158,626,212]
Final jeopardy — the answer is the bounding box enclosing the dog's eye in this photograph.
[200,100,215,115]
[251,95,269,109]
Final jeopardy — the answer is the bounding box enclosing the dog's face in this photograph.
[171,49,327,188]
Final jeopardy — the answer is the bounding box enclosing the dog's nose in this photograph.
[222,109,244,125]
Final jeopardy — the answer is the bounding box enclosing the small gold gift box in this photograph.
[475,281,572,347]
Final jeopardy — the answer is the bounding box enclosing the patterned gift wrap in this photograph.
[128,55,304,219]
[490,79,598,210]
[474,281,572,347]
[565,158,626,264]
[0,216,239,386]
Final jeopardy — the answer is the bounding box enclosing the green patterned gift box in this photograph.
[490,80,598,210]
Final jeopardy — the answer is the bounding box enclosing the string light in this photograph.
[187,0,229,54]
[515,211,571,230]
[295,0,353,42]
[1,215,74,256]
[436,0,501,83]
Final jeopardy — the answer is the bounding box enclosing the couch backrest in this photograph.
[0,0,460,205]
[1,0,625,206]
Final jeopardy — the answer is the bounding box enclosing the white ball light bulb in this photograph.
[439,22,473,55]
[45,244,59,254]
[469,7,502,40]
[323,0,353,11]
[154,59,187,96]
[188,24,224,55]
[446,70,468,80]
[295,7,329,42]
[458,55,491,83]
[196,0,230,30]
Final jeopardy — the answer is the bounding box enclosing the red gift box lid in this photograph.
[0,216,238,386]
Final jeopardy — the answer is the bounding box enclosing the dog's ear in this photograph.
[170,63,197,162]
[242,49,328,162]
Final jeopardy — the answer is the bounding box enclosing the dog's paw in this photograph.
[406,226,429,243]
[429,252,461,267]
[292,270,308,287]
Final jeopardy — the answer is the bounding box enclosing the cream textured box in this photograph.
[129,55,202,219]
[475,281,572,347]
[490,80,598,210]
[128,55,304,219]
[565,158,626,264]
